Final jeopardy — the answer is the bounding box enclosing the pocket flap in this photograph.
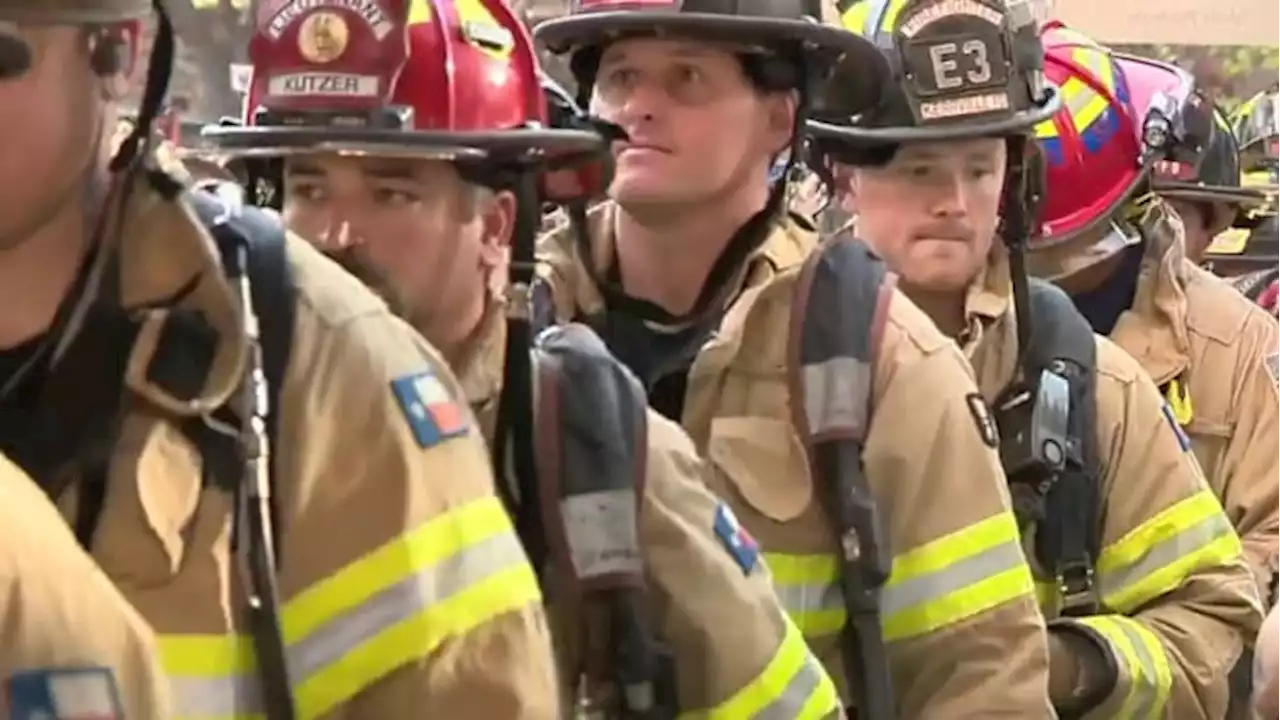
[708,416,812,522]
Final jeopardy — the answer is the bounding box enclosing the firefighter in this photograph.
[0,1,561,717]
[532,0,1056,715]
[0,452,171,718]
[1013,24,1279,612]
[807,3,1263,716]
[1152,94,1272,265]
[1201,169,1280,311]
[201,0,841,716]
[1227,88,1280,312]
[1257,600,1280,719]
[1233,89,1278,178]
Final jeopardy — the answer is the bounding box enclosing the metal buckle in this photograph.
[1056,559,1097,614]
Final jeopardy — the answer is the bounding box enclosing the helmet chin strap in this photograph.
[110,0,175,177]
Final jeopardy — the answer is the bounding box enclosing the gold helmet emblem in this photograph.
[297,11,351,65]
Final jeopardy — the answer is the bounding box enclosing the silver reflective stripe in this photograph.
[1062,49,1114,118]
[802,357,871,435]
[171,673,258,718]
[170,530,528,717]
[1098,510,1234,610]
[561,489,642,578]
[751,651,826,720]
[1095,619,1167,719]
[773,581,845,633]
[882,538,1025,615]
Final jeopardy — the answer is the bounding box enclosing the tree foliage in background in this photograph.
[131,0,254,120]
[150,3,1277,124]
[1116,44,1280,111]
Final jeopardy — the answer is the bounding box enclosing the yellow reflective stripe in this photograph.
[1076,616,1173,720]
[1163,379,1194,425]
[161,496,541,719]
[882,512,1034,641]
[764,553,847,638]
[1097,491,1242,613]
[768,515,1035,643]
[840,0,908,36]
[677,616,839,720]
[1034,580,1055,612]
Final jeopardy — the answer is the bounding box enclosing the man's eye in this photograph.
[677,66,703,84]
[289,183,326,202]
[373,188,417,205]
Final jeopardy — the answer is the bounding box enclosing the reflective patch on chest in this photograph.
[713,502,760,575]
[390,371,470,448]
[5,667,124,718]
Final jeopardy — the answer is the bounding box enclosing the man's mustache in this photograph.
[327,246,415,319]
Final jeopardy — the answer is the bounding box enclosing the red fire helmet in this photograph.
[1032,21,1196,245]
[201,0,608,202]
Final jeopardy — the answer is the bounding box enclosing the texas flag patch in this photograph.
[713,502,760,575]
[5,667,124,719]
[390,371,469,448]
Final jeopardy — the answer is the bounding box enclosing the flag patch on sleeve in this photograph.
[5,667,124,719]
[713,502,760,575]
[391,371,469,448]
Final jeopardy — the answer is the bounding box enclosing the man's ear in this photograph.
[478,189,516,296]
[480,189,517,264]
[765,90,799,155]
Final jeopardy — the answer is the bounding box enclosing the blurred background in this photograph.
[135,0,1278,133]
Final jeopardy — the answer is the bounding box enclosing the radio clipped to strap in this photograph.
[531,323,676,720]
[787,236,895,718]
[993,279,1101,617]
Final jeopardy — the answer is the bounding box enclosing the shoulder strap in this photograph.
[787,235,895,717]
[530,322,675,718]
[1016,279,1101,615]
[187,186,296,550]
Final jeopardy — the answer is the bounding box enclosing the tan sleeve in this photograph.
[1255,601,1280,719]
[866,325,1054,719]
[1049,338,1263,720]
[640,412,841,717]
[275,296,561,720]
[1217,310,1280,603]
[0,456,171,720]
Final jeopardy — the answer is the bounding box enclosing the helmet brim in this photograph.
[200,126,607,166]
[1153,182,1271,210]
[535,14,885,74]
[805,84,1061,147]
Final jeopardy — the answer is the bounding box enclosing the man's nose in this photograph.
[311,210,377,254]
[612,80,665,126]
[314,219,356,250]
[929,175,969,218]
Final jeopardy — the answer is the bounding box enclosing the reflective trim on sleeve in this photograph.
[881,512,1035,641]
[1096,490,1242,614]
[677,616,840,720]
[1075,615,1173,720]
[766,513,1035,644]
[159,496,542,719]
[763,553,847,638]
